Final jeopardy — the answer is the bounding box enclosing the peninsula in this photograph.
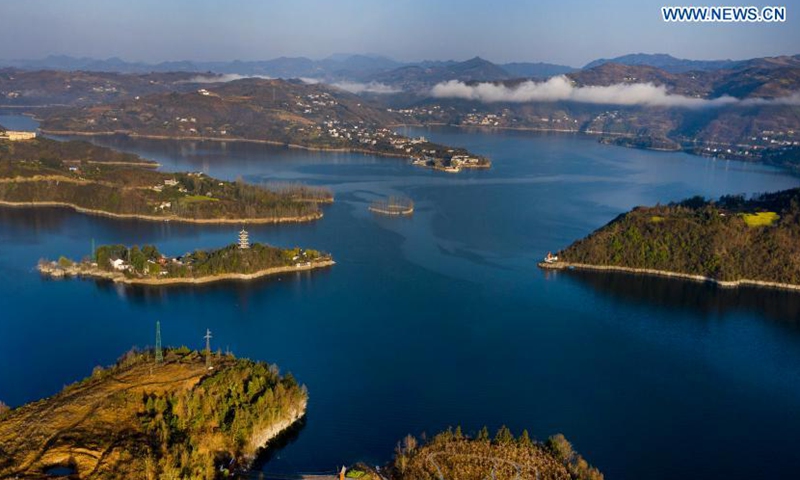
[0,348,307,478]
[38,239,334,286]
[38,78,491,172]
[540,188,800,290]
[0,136,332,223]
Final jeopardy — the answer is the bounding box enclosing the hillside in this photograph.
[389,426,602,480]
[39,78,490,171]
[501,61,576,78]
[0,136,330,222]
[544,188,800,287]
[369,57,512,91]
[583,53,740,73]
[0,348,307,478]
[394,61,800,167]
[0,68,200,106]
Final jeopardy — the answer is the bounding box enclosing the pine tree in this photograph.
[495,425,514,445]
[477,426,489,442]
[518,429,533,448]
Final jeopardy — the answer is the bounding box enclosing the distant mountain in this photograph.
[368,57,512,91]
[501,62,576,78]
[583,53,740,73]
[569,61,800,99]
[738,54,800,70]
[320,54,402,73]
[0,69,202,106]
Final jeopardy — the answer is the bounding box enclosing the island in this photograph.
[38,78,491,172]
[38,237,334,286]
[540,188,800,290]
[0,348,307,478]
[369,196,414,216]
[0,136,332,223]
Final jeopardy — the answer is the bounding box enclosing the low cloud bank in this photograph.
[431,76,800,108]
[331,81,401,94]
[188,74,272,83]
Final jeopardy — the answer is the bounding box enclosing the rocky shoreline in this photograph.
[538,261,800,292]
[0,200,323,224]
[368,205,414,216]
[38,259,335,286]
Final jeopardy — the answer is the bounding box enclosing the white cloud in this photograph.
[330,81,401,94]
[188,73,272,83]
[430,76,800,108]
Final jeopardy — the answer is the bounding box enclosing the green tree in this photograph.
[518,429,533,448]
[494,425,514,445]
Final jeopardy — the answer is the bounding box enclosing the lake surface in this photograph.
[2,119,800,479]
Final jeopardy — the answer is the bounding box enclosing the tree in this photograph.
[518,429,533,448]
[476,426,489,442]
[129,246,147,273]
[494,425,514,445]
[546,433,574,463]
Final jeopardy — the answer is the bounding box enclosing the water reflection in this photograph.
[560,269,800,327]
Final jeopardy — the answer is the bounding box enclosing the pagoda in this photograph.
[238,229,250,249]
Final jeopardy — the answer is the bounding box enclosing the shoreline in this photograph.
[244,400,307,465]
[40,129,491,169]
[368,205,414,216]
[397,122,768,157]
[38,259,335,286]
[0,200,322,224]
[538,261,800,292]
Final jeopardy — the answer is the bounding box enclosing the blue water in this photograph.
[2,120,800,479]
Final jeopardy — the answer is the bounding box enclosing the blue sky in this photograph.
[1,0,798,66]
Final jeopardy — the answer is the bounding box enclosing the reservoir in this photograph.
[2,118,800,479]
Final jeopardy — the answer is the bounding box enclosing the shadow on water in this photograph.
[85,268,334,306]
[557,268,800,328]
[248,415,310,474]
[0,206,71,234]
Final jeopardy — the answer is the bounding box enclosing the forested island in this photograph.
[541,188,800,290]
[0,348,307,478]
[0,136,332,223]
[39,240,333,285]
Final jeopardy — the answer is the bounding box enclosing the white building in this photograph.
[0,131,37,141]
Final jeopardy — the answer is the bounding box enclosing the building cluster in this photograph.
[91,85,118,93]
[0,130,37,141]
[296,92,338,114]
[152,178,187,194]
[750,129,799,147]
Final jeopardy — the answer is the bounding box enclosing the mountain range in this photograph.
[5,52,799,80]
[0,54,574,83]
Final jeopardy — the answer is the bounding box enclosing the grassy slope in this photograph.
[0,349,307,479]
[558,188,800,283]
